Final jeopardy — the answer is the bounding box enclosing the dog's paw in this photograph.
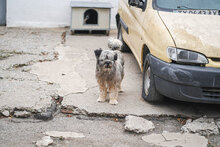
[109,99,118,105]
[118,90,123,93]
[97,97,106,102]
[117,86,123,93]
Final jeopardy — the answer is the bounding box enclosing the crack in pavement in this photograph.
[0,29,67,116]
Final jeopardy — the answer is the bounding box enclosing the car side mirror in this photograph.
[128,0,144,9]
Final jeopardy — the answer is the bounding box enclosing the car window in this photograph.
[155,0,220,10]
[142,0,147,10]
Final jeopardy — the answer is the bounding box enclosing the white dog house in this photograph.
[70,1,112,35]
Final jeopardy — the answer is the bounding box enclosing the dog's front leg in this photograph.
[117,81,123,93]
[109,85,118,105]
[97,82,107,102]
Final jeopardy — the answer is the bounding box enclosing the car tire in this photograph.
[117,23,130,52]
[142,56,164,103]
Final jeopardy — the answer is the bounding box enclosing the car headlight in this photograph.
[167,47,208,64]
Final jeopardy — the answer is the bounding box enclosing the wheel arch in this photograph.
[141,44,150,71]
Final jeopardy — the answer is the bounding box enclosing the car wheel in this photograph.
[142,56,164,103]
[117,23,130,52]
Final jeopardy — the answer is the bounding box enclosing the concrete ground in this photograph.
[0,27,220,146]
[31,29,220,118]
[0,115,184,147]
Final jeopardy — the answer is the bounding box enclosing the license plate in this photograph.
[173,10,220,15]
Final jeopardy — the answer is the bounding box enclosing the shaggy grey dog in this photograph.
[94,40,124,105]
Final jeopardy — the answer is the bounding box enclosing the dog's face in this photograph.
[94,48,117,72]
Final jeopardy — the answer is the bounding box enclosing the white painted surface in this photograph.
[7,0,118,28]
[71,8,110,30]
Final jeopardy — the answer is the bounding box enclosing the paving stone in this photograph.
[181,117,219,136]
[1,110,10,117]
[124,115,155,134]
[14,110,31,118]
[45,131,85,139]
[142,131,208,147]
[36,136,53,147]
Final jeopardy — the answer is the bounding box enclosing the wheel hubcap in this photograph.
[144,66,150,95]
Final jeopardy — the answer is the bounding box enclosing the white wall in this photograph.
[7,0,118,28]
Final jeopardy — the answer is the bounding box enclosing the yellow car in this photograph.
[116,0,220,103]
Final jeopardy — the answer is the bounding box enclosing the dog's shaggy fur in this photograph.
[94,38,124,105]
[108,37,123,50]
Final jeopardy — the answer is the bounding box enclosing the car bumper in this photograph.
[148,54,220,104]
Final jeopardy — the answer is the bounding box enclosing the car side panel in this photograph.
[126,6,146,65]
[118,0,141,66]
[118,0,175,70]
[139,8,175,70]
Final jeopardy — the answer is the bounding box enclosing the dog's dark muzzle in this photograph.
[104,61,112,68]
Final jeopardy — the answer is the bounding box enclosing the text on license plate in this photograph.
[173,10,220,15]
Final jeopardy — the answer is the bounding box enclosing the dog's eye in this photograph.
[99,59,103,62]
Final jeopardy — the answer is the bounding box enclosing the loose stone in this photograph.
[124,115,155,134]
[36,136,53,147]
[181,117,219,136]
[14,110,31,118]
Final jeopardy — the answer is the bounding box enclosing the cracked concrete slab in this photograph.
[142,131,208,147]
[0,116,149,147]
[1,27,220,118]
[60,35,220,117]
[0,68,38,81]
[31,45,88,96]
[0,28,65,112]
[181,117,219,136]
[0,54,40,70]
[0,78,58,112]
[0,27,62,54]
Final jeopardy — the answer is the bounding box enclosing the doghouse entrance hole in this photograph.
[84,9,98,25]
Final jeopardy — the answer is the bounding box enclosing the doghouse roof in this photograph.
[71,1,113,8]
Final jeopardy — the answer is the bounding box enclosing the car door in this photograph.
[127,0,147,64]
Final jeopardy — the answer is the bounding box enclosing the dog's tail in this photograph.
[108,37,122,50]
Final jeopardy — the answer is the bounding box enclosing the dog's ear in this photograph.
[94,48,102,59]
[114,53,118,61]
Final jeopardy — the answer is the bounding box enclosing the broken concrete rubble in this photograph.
[36,136,53,147]
[124,115,155,134]
[14,110,31,118]
[1,110,10,117]
[34,101,59,121]
[142,131,208,147]
[45,131,85,139]
[216,118,220,130]
[181,117,219,136]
